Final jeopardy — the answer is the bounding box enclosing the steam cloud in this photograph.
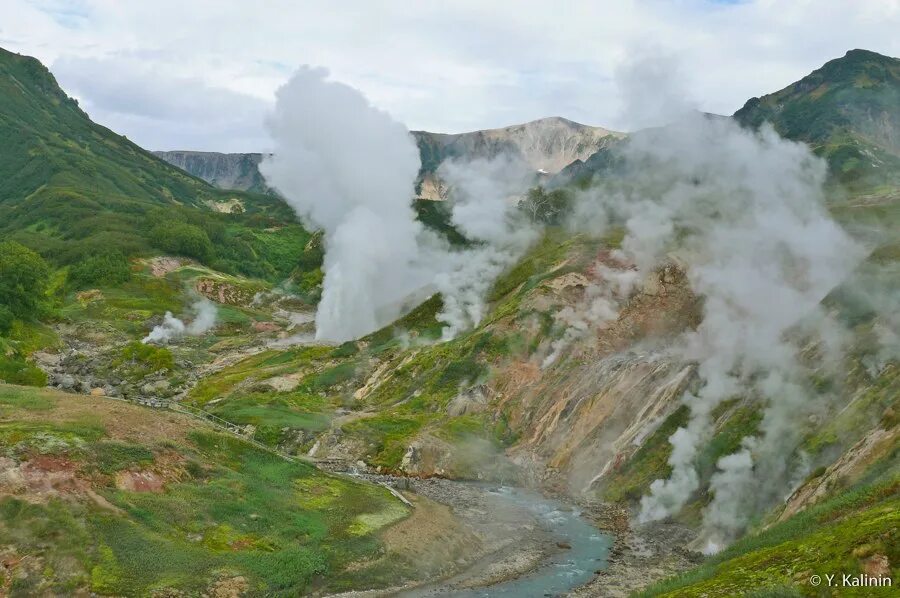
[436,156,539,339]
[261,67,428,343]
[625,115,864,546]
[143,299,218,344]
[262,68,535,343]
[566,50,869,549]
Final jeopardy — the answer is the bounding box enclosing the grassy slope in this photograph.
[182,230,596,475]
[640,478,899,597]
[0,383,411,596]
[0,46,313,282]
[734,49,900,188]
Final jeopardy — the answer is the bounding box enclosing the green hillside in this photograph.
[0,47,306,280]
[562,49,900,190]
[0,44,897,596]
[0,384,421,595]
[734,49,900,187]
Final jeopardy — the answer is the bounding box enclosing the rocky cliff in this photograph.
[155,117,622,199]
[153,150,270,193]
[413,116,623,199]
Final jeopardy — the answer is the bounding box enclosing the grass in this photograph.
[343,414,429,468]
[0,384,413,595]
[0,384,56,410]
[639,478,900,597]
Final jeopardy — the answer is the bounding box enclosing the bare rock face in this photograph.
[447,384,491,416]
[155,117,622,199]
[153,151,269,192]
[779,425,900,521]
[400,436,455,477]
[413,117,623,200]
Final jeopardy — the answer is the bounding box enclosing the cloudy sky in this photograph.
[2,0,898,151]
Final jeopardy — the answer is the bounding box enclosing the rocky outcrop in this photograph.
[155,117,622,199]
[153,151,269,192]
[413,117,623,199]
[778,424,899,521]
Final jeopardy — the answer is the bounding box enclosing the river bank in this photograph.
[330,473,698,597]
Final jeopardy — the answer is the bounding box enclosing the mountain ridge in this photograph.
[153,116,623,196]
[560,48,900,187]
[152,150,270,193]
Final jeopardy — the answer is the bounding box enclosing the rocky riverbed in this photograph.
[331,473,698,597]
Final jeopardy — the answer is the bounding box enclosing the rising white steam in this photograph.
[143,299,218,344]
[436,156,539,339]
[261,68,536,342]
[542,257,640,368]
[261,67,428,342]
[620,115,865,535]
[567,52,865,546]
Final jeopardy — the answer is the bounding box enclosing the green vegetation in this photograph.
[116,341,175,375]
[640,478,900,597]
[68,250,132,289]
[0,384,412,595]
[0,354,48,386]
[0,241,50,332]
[735,49,900,187]
[520,186,572,224]
[0,47,317,284]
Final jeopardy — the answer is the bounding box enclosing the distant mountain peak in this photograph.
[157,117,623,197]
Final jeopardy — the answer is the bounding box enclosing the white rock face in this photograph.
[413,116,622,199]
[156,117,621,199]
[153,150,269,192]
[420,116,621,172]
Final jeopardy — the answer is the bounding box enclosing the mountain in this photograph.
[0,45,897,597]
[561,49,900,188]
[152,150,270,193]
[0,47,303,278]
[413,117,623,199]
[735,49,900,186]
[154,116,622,199]
[0,47,221,211]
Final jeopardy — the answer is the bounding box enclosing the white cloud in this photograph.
[1,0,898,150]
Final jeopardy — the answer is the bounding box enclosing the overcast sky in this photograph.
[2,0,898,152]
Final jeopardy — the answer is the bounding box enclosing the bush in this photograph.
[118,341,174,373]
[150,222,214,262]
[0,241,50,321]
[520,186,571,224]
[0,305,13,335]
[0,355,48,386]
[69,251,132,289]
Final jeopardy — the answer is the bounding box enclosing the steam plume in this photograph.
[261,68,536,342]
[261,67,427,343]
[143,299,218,344]
[568,52,865,546]
[436,156,539,339]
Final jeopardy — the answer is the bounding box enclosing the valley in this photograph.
[0,40,898,598]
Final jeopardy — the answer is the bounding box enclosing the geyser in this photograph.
[261,66,428,343]
[262,68,537,343]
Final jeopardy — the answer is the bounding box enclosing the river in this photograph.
[353,476,613,597]
[446,486,611,597]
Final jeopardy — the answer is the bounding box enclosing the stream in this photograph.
[350,475,613,598]
[441,486,610,597]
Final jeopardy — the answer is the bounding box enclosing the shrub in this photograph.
[0,305,13,335]
[150,222,214,262]
[69,251,132,289]
[0,241,50,321]
[0,355,48,386]
[118,341,174,373]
